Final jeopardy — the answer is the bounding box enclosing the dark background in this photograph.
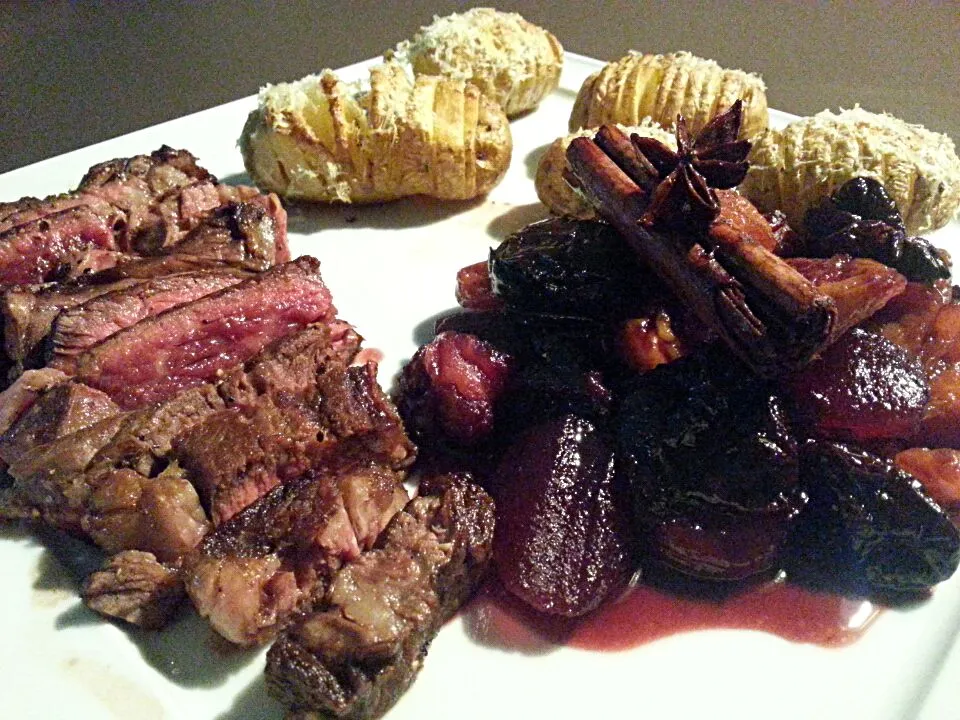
[1,0,957,175]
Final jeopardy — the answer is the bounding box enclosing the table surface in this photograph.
[1,0,957,175]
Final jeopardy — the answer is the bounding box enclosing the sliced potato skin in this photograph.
[239,63,512,204]
[569,51,768,141]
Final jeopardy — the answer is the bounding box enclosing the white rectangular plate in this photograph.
[1,54,958,720]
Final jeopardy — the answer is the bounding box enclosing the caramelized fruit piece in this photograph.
[617,349,803,580]
[492,414,634,616]
[395,331,512,447]
[787,441,960,598]
[895,448,960,514]
[917,363,960,448]
[786,328,929,443]
[436,310,614,427]
[455,261,502,311]
[788,255,906,340]
[867,280,952,358]
[648,495,803,582]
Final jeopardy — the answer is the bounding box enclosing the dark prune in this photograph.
[492,414,635,616]
[395,331,512,448]
[489,217,659,318]
[617,348,804,580]
[786,327,929,444]
[831,177,904,230]
[802,177,950,283]
[786,441,960,599]
[898,235,953,284]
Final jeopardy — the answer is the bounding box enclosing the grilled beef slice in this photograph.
[0,382,119,466]
[2,326,369,542]
[72,256,335,409]
[173,339,402,526]
[82,549,186,629]
[265,476,495,720]
[0,205,120,286]
[0,147,287,287]
[0,368,69,437]
[166,198,290,267]
[185,460,409,646]
[47,269,250,372]
[2,278,146,377]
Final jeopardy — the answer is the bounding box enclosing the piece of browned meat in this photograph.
[173,341,414,527]
[71,256,335,409]
[185,459,409,646]
[1,325,396,553]
[82,549,186,629]
[0,205,120,286]
[158,200,287,269]
[0,368,69,437]
[265,475,495,720]
[1,277,144,378]
[0,147,287,287]
[47,269,250,372]
[0,382,119,466]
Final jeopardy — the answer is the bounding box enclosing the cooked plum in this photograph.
[489,217,659,318]
[395,331,512,448]
[617,348,804,580]
[786,441,960,598]
[492,414,634,616]
[786,327,929,443]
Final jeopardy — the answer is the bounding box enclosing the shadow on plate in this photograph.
[218,171,254,187]
[28,523,258,687]
[215,673,287,720]
[286,195,487,235]
[486,202,550,239]
[524,141,550,181]
[125,609,262,688]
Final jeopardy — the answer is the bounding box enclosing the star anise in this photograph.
[632,100,752,231]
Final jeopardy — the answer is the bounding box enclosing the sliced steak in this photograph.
[3,413,127,529]
[164,201,285,270]
[0,147,286,287]
[82,463,211,561]
[2,277,144,377]
[0,193,110,236]
[0,382,119,465]
[82,549,186,629]
[0,205,120,286]
[180,357,414,527]
[185,460,409,646]
[3,326,365,541]
[265,476,495,720]
[72,256,335,409]
[47,269,250,372]
[0,368,68,436]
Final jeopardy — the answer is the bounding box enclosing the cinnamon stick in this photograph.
[566,134,836,375]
